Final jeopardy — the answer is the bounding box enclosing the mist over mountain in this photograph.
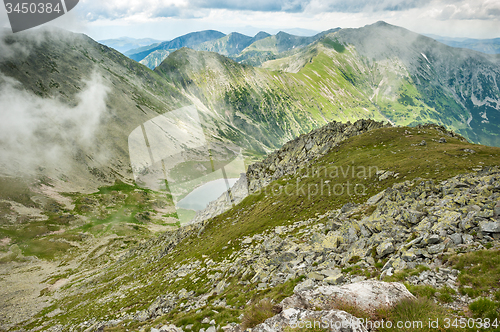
[2,22,498,186]
[0,27,188,191]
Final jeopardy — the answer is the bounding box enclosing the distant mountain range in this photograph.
[126,29,342,69]
[426,34,500,55]
[125,30,225,63]
[98,37,163,53]
[121,29,500,74]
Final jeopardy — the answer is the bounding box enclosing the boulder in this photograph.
[401,209,425,225]
[494,201,500,217]
[158,325,183,332]
[401,250,417,262]
[281,280,415,313]
[307,272,324,281]
[449,233,462,245]
[427,243,446,255]
[324,271,345,285]
[366,190,386,205]
[481,221,500,233]
[422,234,441,246]
[252,308,367,332]
[293,279,315,293]
[376,241,395,258]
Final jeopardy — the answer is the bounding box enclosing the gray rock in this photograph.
[427,243,446,254]
[206,326,216,332]
[401,209,425,224]
[494,201,500,217]
[293,279,315,293]
[367,190,386,205]
[477,210,494,219]
[215,280,227,294]
[159,325,184,332]
[283,280,415,312]
[419,140,427,146]
[307,272,324,281]
[439,138,447,143]
[252,308,367,332]
[401,250,416,262]
[423,234,441,245]
[449,233,462,245]
[324,272,345,285]
[379,171,395,181]
[462,234,474,244]
[242,238,253,244]
[377,241,395,257]
[481,221,500,233]
[319,269,341,277]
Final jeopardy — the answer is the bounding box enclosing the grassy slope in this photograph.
[0,180,177,262]
[23,125,500,330]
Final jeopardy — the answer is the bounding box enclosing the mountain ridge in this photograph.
[126,30,226,62]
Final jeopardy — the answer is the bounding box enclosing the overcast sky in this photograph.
[0,0,499,40]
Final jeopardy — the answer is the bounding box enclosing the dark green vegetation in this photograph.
[447,250,500,299]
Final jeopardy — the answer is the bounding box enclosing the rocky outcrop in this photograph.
[280,280,415,313]
[190,120,390,224]
[247,280,414,332]
[247,119,391,194]
[252,308,366,332]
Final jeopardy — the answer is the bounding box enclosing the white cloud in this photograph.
[430,0,500,20]
[0,71,110,175]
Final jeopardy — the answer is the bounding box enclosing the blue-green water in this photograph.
[176,178,238,211]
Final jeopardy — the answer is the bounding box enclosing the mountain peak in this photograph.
[254,31,271,39]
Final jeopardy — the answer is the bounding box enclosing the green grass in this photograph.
[447,250,500,298]
[469,298,500,321]
[377,297,461,332]
[241,299,276,329]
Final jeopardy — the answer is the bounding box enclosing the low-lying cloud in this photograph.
[0,71,110,176]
